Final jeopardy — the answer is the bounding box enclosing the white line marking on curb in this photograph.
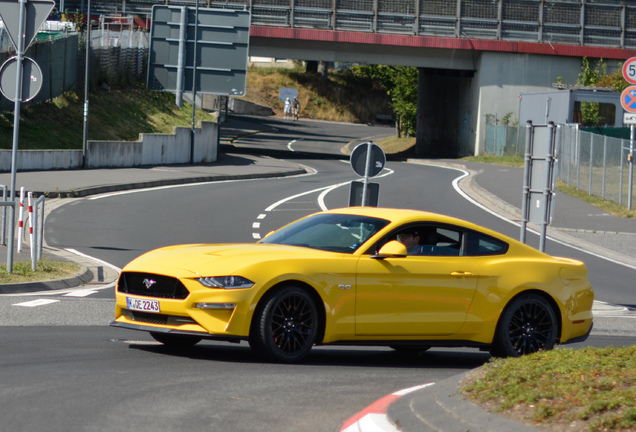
[65,248,122,272]
[63,290,99,298]
[393,382,435,396]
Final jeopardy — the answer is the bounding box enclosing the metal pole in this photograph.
[82,0,91,168]
[175,6,186,107]
[602,135,607,199]
[360,141,373,207]
[589,134,594,195]
[620,139,625,207]
[1,185,7,245]
[520,121,533,244]
[7,0,28,272]
[539,123,556,253]
[190,0,199,164]
[629,124,634,210]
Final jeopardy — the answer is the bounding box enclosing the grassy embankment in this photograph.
[0,69,633,432]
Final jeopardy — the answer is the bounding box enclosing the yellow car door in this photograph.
[354,254,478,336]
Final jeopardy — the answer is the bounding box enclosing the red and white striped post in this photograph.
[27,192,34,262]
[17,187,25,253]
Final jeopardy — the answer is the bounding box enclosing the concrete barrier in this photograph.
[0,150,83,171]
[0,121,218,171]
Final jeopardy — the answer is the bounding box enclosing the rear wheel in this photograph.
[151,332,202,348]
[249,286,319,363]
[490,293,558,357]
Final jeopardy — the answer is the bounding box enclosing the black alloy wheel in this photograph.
[250,286,319,363]
[491,293,558,357]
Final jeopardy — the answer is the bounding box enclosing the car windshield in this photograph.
[260,213,390,253]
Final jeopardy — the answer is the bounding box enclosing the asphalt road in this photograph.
[1,119,634,431]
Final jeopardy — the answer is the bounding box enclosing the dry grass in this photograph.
[462,347,636,432]
[242,66,391,123]
[0,258,80,284]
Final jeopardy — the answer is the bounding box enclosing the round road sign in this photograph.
[350,142,386,177]
[623,57,636,84]
[0,56,43,102]
[621,86,636,113]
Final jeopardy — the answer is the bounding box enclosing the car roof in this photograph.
[324,207,468,226]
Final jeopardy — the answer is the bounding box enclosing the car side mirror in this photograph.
[371,240,407,259]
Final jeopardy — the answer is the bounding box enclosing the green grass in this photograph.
[0,85,213,149]
[461,154,525,167]
[557,180,636,219]
[0,258,80,284]
[374,136,415,154]
[462,347,636,431]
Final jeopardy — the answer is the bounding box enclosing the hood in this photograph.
[122,243,337,277]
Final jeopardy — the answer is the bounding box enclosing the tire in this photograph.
[389,345,431,354]
[249,286,319,363]
[490,293,558,357]
[151,332,202,348]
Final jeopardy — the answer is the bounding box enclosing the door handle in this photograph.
[450,271,473,277]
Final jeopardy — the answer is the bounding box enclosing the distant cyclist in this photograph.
[292,96,300,121]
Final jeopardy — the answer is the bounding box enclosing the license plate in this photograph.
[127,297,160,313]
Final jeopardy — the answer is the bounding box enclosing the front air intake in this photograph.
[118,272,189,299]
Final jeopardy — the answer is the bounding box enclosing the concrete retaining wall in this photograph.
[0,150,83,171]
[0,121,218,171]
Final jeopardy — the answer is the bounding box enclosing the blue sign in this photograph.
[621,86,636,113]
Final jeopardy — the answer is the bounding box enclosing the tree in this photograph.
[350,65,418,137]
[575,57,627,126]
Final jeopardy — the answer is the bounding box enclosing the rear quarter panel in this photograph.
[456,245,593,344]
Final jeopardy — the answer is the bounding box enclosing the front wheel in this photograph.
[249,286,319,363]
[490,293,558,357]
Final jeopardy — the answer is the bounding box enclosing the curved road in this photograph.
[1,119,634,432]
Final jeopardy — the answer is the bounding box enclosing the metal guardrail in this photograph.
[60,0,636,49]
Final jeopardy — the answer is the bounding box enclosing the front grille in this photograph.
[118,272,190,299]
[130,311,169,325]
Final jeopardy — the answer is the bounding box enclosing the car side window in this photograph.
[464,230,509,256]
[395,225,462,256]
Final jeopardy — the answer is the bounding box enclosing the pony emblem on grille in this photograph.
[142,278,157,289]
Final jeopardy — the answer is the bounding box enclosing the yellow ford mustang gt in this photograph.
[111,207,594,362]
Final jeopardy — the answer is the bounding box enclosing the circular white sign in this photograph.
[623,57,636,84]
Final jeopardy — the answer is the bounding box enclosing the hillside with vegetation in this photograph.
[0,65,393,150]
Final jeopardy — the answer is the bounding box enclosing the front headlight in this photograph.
[197,276,254,289]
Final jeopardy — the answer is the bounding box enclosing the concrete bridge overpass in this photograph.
[60,0,636,156]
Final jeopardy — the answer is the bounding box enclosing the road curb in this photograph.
[49,169,309,198]
[0,266,93,294]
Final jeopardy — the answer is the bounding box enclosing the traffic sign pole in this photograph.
[629,126,634,210]
[6,0,28,272]
[361,141,373,206]
[621,62,636,210]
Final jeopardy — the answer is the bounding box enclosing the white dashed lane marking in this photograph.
[13,299,60,307]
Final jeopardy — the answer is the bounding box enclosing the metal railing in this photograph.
[59,0,636,49]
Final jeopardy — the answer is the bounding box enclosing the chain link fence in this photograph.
[557,125,635,208]
[0,28,149,111]
[483,123,636,209]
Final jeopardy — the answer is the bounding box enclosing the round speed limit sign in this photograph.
[623,57,636,84]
